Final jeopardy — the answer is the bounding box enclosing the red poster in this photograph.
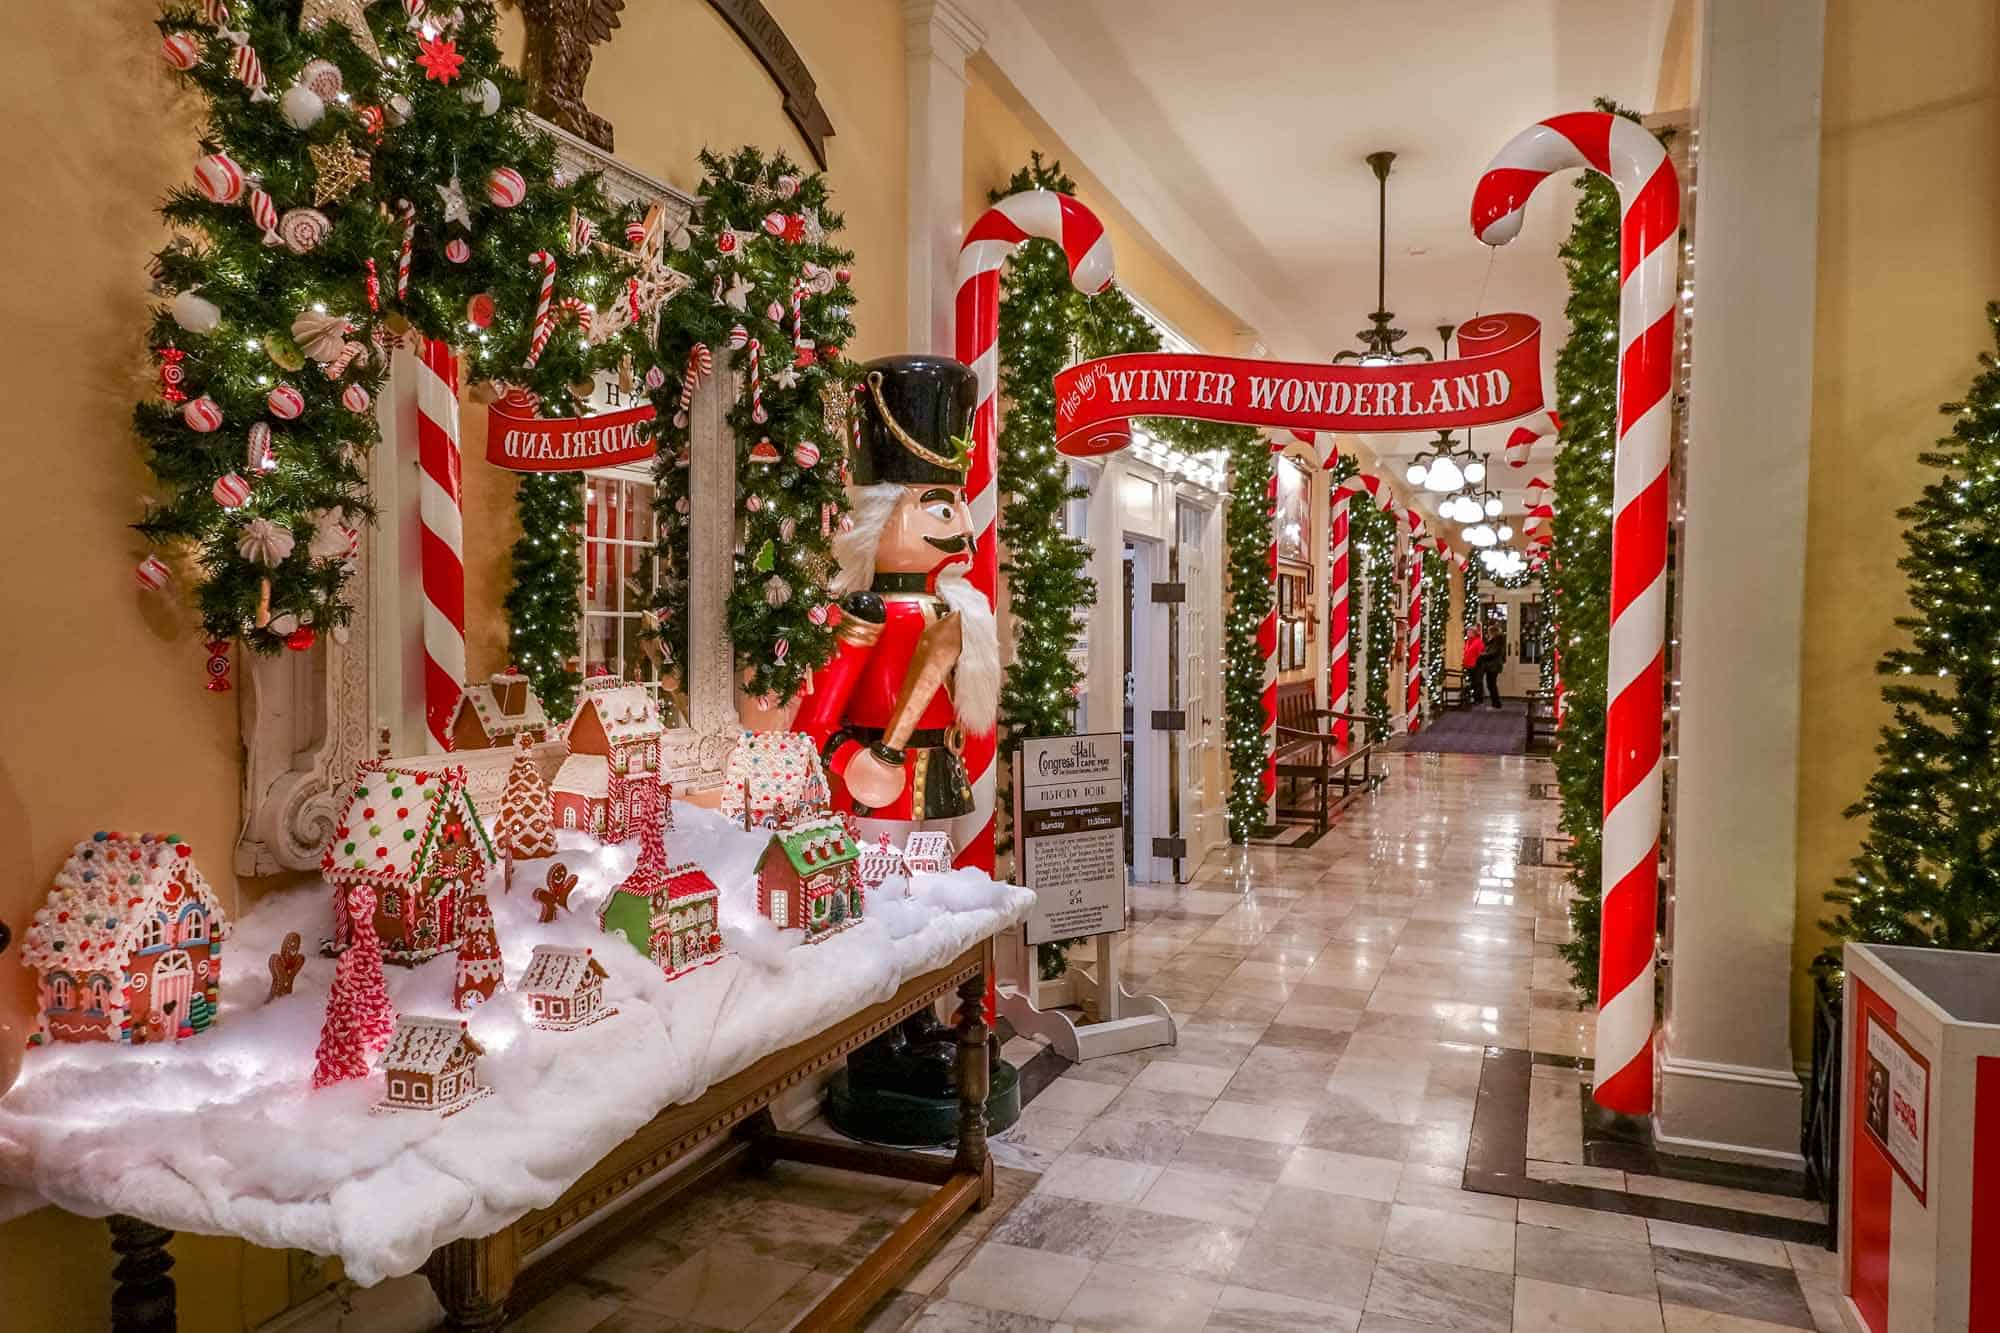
[1052,312,1545,456]
[484,395,657,472]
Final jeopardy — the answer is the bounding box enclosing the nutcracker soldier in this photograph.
[795,355,999,845]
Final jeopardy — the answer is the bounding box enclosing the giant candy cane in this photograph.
[1328,491,1351,749]
[416,337,465,751]
[1474,111,1679,1115]
[955,192,1114,870]
[1404,511,1425,735]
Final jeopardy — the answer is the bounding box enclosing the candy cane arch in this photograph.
[1327,490,1352,749]
[1474,110,1680,1114]
[955,192,1114,870]
[1505,410,1561,468]
[416,337,465,751]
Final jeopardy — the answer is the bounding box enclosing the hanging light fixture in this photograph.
[1333,152,1449,366]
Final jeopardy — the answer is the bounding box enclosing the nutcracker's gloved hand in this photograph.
[844,746,906,808]
[842,590,886,625]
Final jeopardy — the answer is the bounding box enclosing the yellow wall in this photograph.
[1792,0,2000,1045]
[0,1,908,1328]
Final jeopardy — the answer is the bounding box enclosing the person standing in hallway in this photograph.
[1476,617,1506,708]
[1462,625,1486,706]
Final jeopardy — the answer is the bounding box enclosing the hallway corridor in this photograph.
[515,754,1839,1333]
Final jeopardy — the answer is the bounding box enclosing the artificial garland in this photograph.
[136,0,643,689]
[1421,552,1448,717]
[990,156,1100,751]
[1350,492,1396,736]
[504,473,585,718]
[1221,433,1274,842]
[1551,100,1667,1000]
[1462,555,1484,638]
[646,147,858,705]
[1819,303,2000,967]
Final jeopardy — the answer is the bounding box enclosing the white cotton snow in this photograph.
[0,801,1033,1284]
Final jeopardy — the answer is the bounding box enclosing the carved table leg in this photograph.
[422,1231,519,1333]
[953,972,995,1206]
[108,1214,176,1333]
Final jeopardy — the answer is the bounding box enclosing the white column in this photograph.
[1657,0,1824,1166]
[904,0,986,353]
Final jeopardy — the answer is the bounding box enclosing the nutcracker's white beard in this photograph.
[833,483,999,734]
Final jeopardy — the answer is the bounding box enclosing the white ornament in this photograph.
[722,273,752,312]
[279,83,325,129]
[307,509,352,559]
[171,289,221,334]
[236,516,296,567]
[461,77,500,115]
[436,174,471,229]
[384,93,413,126]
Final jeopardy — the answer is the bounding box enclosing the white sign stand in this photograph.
[999,735,1175,1061]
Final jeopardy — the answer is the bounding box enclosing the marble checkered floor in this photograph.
[512,753,1842,1333]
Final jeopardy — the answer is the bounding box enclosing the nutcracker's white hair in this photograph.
[831,482,999,732]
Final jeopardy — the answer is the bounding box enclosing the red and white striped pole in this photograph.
[1328,491,1351,749]
[955,192,1113,872]
[1474,110,1680,1115]
[1404,514,1424,735]
[416,337,464,752]
[1260,463,1279,823]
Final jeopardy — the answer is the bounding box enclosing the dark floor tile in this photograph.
[1654,1246,1815,1329]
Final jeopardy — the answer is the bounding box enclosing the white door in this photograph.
[1176,502,1214,870]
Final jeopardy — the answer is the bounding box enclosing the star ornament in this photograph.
[298,0,381,62]
[436,174,471,228]
[309,137,372,207]
[416,33,463,84]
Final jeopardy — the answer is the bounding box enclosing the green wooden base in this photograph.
[826,1059,1020,1147]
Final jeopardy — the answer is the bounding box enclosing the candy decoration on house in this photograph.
[267,932,306,1001]
[312,884,397,1088]
[1473,109,1681,1116]
[794,357,999,850]
[135,1,650,687]
[494,734,558,890]
[720,730,831,831]
[955,190,1114,872]
[519,945,615,1031]
[375,1015,490,1116]
[20,832,230,1045]
[451,669,550,749]
[856,833,906,894]
[551,676,667,841]
[321,761,495,965]
[646,148,858,707]
[755,816,862,941]
[534,862,578,924]
[900,831,954,877]
[452,894,504,1011]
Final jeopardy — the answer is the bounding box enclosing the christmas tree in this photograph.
[312,886,397,1088]
[495,734,557,888]
[453,893,504,1011]
[1821,304,2000,964]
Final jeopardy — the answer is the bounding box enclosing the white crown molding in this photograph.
[975,0,1318,361]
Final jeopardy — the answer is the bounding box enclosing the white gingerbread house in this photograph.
[721,730,831,830]
[519,944,616,1031]
[322,762,495,965]
[376,1015,491,1116]
[901,832,955,876]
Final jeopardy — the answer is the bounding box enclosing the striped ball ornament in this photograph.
[193,153,244,204]
[340,382,371,414]
[135,555,173,592]
[211,472,252,509]
[266,383,305,419]
[181,396,223,432]
[161,32,201,71]
[485,167,526,209]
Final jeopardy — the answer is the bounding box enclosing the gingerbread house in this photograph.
[323,762,495,965]
[618,863,724,979]
[756,817,862,941]
[449,670,550,750]
[856,833,907,893]
[551,677,670,842]
[721,730,831,830]
[376,1015,490,1116]
[901,831,955,876]
[21,832,231,1045]
[519,944,615,1031]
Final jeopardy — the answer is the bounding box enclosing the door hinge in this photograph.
[1150,581,1187,603]
[1150,709,1187,731]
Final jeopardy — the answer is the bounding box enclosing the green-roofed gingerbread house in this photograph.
[755,816,863,942]
[322,761,496,965]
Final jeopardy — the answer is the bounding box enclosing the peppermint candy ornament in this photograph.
[299,58,342,99]
[161,32,201,71]
[485,167,526,208]
[135,555,174,592]
[762,212,787,237]
[445,238,471,263]
[236,516,295,567]
[340,382,371,413]
[277,208,330,255]
[193,153,244,203]
[793,440,821,469]
[247,421,275,471]
[727,324,750,350]
[211,472,252,509]
[248,188,279,239]
[806,602,830,627]
[181,396,223,432]
[775,174,800,199]
[266,383,305,418]
[773,638,789,662]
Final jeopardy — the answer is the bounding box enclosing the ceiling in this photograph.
[1013,0,1676,526]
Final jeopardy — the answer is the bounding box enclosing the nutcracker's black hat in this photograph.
[852,355,976,487]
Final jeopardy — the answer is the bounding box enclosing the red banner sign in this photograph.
[484,397,657,471]
[1053,312,1545,456]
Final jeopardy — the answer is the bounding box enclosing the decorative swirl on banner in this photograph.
[1053,313,1545,457]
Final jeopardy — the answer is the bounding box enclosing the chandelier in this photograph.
[1403,428,1488,494]
[1332,152,1447,366]
[1480,546,1529,578]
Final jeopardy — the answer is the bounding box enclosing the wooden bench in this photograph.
[1526,691,1558,753]
[1272,684,1384,833]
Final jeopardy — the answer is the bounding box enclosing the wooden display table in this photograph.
[105,942,995,1333]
